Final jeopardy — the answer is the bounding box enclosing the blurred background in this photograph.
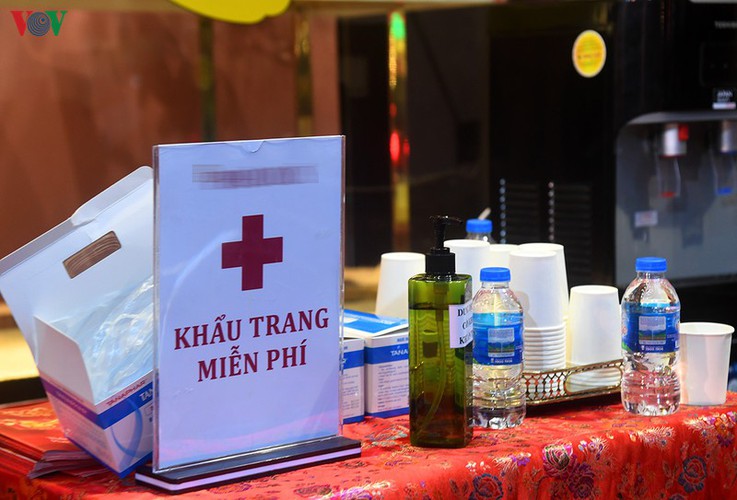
[2,0,737,398]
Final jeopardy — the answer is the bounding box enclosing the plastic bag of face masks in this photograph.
[54,276,153,403]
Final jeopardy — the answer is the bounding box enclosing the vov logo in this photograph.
[11,11,67,37]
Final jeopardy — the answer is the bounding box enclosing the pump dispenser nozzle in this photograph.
[426,215,461,275]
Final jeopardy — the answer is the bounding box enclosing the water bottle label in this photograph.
[448,301,473,348]
[623,311,679,353]
[474,322,523,365]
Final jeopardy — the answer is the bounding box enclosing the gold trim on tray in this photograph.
[523,359,623,405]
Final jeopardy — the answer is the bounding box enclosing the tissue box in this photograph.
[341,338,364,424]
[0,167,154,477]
[344,310,409,418]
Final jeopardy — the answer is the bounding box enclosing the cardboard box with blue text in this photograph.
[343,310,409,418]
[0,167,154,476]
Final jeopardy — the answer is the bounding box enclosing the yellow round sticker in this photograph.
[572,30,606,78]
[169,0,290,24]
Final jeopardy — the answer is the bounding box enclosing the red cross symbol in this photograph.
[222,215,283,291]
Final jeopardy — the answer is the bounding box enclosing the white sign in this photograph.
[448,301,473,348]
[154,136,344,471]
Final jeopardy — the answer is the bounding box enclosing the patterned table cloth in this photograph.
[2,394,737,499]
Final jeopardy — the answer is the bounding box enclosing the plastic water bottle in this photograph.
[621,257,680,416]
[471,267,525,428]
[466,219,495,243]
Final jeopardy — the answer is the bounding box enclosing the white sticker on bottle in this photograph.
[449,301,473,348]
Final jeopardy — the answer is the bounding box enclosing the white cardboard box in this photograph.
[0,167,154,477]
[344,310,409,418]
[341,337,364,424]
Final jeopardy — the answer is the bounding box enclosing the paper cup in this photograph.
[526,344,566,352]
[488,244,519,269]
[509,249,564,328]
[445,239,492,296]
[568,368,621,387]
[525,339,566,350]
[525,346,566,358]
[518,242,569,318]
[525,350,566,360]
[566,285,620,365]
[524,328,566,354]
[679,322,734,406]
[525,357,566,371]
[374,252,425,319]
[525,323,566,333]
[524,326,566,336]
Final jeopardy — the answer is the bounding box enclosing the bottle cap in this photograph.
[635,257,667,273]
[425,215,461,275]
[480,267,510,282]
[466,218,492,234]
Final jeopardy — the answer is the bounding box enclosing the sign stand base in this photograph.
[135,436,361,494]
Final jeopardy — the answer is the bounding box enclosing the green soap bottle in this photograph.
[408,215,473,448]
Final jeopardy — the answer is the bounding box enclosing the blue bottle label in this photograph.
[623,311,679,353]
[473,320,523,365]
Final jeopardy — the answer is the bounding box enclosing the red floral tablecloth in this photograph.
[2,394,737,499]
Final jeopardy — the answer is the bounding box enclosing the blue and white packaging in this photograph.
[344,310,409,418]
[341,338,364,424]
[0,167,154,477]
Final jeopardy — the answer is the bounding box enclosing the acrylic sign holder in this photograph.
[135,136,360,492]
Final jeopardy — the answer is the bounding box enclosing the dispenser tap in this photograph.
[719,120,737,154]
[711,120,737,196]
[655,123,688,198]
[661,122,688,157]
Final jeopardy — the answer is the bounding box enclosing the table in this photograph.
[2,394,737,499]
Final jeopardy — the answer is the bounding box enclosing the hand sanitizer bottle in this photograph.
[408,215,473,448]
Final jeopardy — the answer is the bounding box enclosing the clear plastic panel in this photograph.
[153,136,345,472]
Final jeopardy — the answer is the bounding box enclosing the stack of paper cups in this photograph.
[524,324,567,371]
[509,248,566,371]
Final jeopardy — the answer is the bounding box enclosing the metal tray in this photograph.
[523,359,623,405]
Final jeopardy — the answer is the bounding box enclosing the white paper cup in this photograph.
[509,249,564,328]
[568,368,621,387]
[518,243,569,318]
[566,285,621,365]
[488,244,519,269]
[525,344,566,354]
[445,239,492,296]
[679,322,734,406]
[525,357,566,370]
[527,351,566,360]
[525,339,566,349]
[524,326,566,336]
[524,342,566,354]
[525,323,566,333]
[509,248,563,329]
[524,328,566,354]
[374,252,425,319]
